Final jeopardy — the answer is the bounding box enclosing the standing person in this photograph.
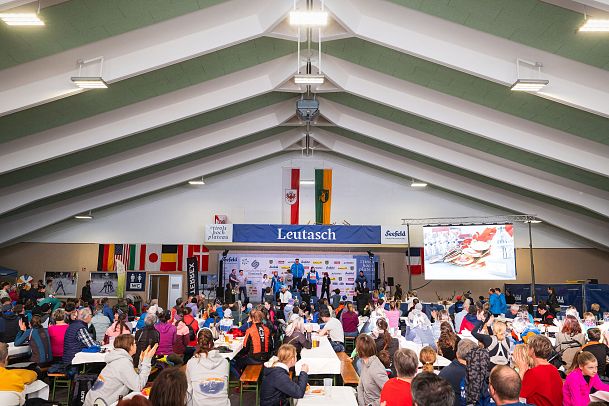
[547,287,560,315]
[261,274,272,303]
[489,288,501,316]
[513,335,563,406]
[62,308,99,365]
[356,271,367,293]
[84,336,156,406]
[155,310,177,356]
[563,351,609,406]
[271,271,282,303]
[320,272,331,302]
[489,365,532,406]
[260,344,308,406]
[290,258,305,291]
[186,328,231,406]
[81,280,93,303]
[317,307,345,352]
[504,289,516,305]
[411,372,455,406]
[279,285,292,310]
[331,288,341,309]
[228,269,239,293]
[305,266,320,297]
[380,348,418,406]
[496,288,507,315]
[356,334,389,406]
[237,270,248,303]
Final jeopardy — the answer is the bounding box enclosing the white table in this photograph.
[24,380,49,400]
[306,323,321,332]
[213,337,244,360]
[295,386,358,406]
[8,342,30,358]
[296,335,341,375]
[72,345,114,365]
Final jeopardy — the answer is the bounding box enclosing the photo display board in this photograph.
[423,224,516,280]
[45,272,78,298]
[90,272,119,297]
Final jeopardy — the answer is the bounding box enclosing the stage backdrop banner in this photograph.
[126,272,146,291]
[222,254,360,301]
[585,285,609,314]
[45,272,78,298]
[505,283,585,314]
[90,272,119,298]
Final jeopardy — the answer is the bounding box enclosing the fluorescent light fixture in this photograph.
[0,13,44,26]
[71,77,108,89]
[294,74,325,84]
[74,211,93,220]
[289,11,328,26]
[188,177,205,185]
[300,179,315,185]
[524,219,542,224]
[510,78,549,92]
[579,19,609,32]
[410,180,428,188]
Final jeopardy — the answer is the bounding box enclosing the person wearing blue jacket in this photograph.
[260,343,308,406]
[305,267,320,297]
[489,289,502,316]
[101,298,114,323]
[496,288,508,315]
[15,315,52,365]
[290,258,305,291]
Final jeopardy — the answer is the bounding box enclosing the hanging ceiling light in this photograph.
[0,13,44,26]
[188,177,205,185]
[294,74,325,84]
[71,57,108,89]
[410,180,428,188]
[510,59,548,92]
[579,18,609,32]
[74,210,93,220]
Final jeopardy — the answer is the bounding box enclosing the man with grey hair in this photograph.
[439,338,477,406]
[505,304,520,319]
[133,313,160,367]
[62,307,99,364]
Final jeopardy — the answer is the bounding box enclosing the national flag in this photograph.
[114,244,131,271]
[406,247,424,275]
[97,244,116,271]
[185,245,209,272]
[160,244,184,271]
[144,244,162,272]
[281,167,300,224]
[315,168,332,224]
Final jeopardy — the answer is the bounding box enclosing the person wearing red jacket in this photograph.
[234,310,271,374]
[181,306,199,347]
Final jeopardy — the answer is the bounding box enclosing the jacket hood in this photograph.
[175,321,189,335]
[191,350,226,369]
[465,313,478,323]
[262,365,288,378]
[105,348,133,364]
[155,322,175,334]
[1,312,18,320]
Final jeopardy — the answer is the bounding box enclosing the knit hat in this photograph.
[415,303,423,311]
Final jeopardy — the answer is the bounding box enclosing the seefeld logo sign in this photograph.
[205,224,233,242]
[381,225,409,244]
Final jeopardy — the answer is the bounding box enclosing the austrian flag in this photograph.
[282,167,300,224]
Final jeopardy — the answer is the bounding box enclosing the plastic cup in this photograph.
[224,334,230,343]
[323,378,332,397]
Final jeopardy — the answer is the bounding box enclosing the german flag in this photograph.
[97,244,115,271]
[160,244,183,271]
[315,168,332,224]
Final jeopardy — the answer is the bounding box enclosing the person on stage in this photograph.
[261,274,272,303]
[305,266,320,297]
[356,271,368,293]
[229,269,239,292]
[290,258,305,291]
[320,272,331,302]
[237,270,248,303]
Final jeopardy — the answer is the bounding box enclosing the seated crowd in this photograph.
[1,278,609,406]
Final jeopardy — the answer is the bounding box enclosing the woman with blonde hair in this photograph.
[260,344,308,406]
[511,344,534,372]
[419,346,437,373]
[472,315,510,367]
[282,314,312,357]
[186,328,230,406]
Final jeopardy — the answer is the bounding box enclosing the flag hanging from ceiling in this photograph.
[185,244,209,272]
[97,244,116,271]
[160,244,184,271]
[315,168,332,224]
[143,244,162,272]
[406,247,424,275]
[282,167,300,224]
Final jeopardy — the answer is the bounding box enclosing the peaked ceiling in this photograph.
[0,0,608,249]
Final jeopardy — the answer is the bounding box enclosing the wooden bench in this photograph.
[336,352,359,386]
[240,364,263,406]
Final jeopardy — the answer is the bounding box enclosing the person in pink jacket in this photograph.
[563,350,609,406]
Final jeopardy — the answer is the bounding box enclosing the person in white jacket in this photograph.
[84,334,157,406]
[186,328,231,406]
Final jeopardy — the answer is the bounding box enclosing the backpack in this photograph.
[487,336,509,365]
[71,374,98,406]
[185,317,196,341]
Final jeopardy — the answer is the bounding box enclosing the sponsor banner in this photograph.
[187,257,199,296]
[127,272,146,291]
[381,225,409,244]
[233,224,381,244]
[205,224,233,243]
[505,284,584,314]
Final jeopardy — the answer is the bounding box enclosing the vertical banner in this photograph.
[187,257,199,296]
[315,168,332,224]
[115,259,126,298]
[282,167,300,224]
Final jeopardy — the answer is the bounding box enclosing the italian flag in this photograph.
[315,168,332,224]
[282,168,300,224]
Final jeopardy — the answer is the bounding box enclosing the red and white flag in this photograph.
[282,167,300,224]
[183,245,210,272]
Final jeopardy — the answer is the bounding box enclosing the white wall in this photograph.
[24,152,593,248]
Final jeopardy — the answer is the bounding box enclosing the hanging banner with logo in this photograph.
[186,257,199,296]
[126,272,146,291]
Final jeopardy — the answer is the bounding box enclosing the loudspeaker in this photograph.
[215,286,224,298]
[387,277,394,287]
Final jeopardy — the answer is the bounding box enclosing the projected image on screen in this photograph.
[424,224,515,280]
